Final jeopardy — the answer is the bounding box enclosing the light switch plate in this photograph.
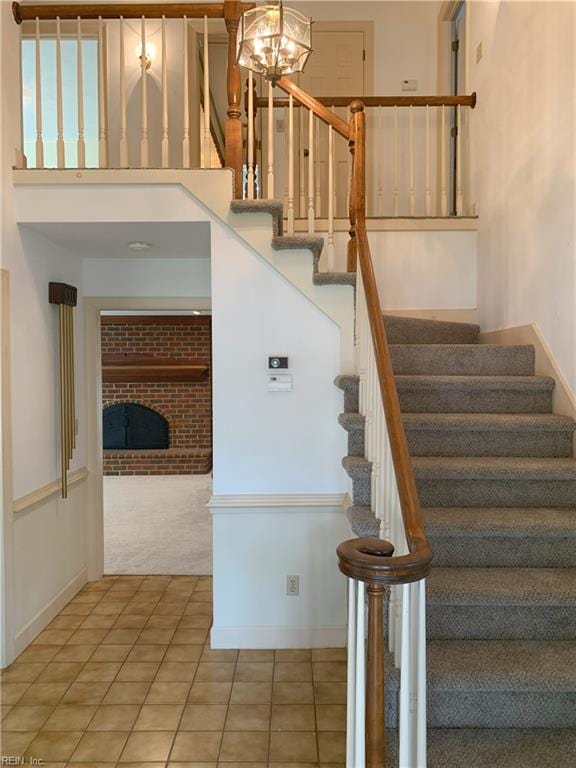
[402,79,418,92]
[268,374,292,392]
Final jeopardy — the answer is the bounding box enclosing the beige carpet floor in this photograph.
[104,474,212,576]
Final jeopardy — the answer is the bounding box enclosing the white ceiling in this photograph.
[19,221,211,260]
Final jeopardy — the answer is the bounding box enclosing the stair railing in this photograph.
[252,89,477,220]
[12,0,252,192]
[271,80,433,767]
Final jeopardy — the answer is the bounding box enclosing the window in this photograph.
[21,35,99,168]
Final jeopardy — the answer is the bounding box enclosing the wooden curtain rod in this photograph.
[12,1,255,23]
[257,92,477,109]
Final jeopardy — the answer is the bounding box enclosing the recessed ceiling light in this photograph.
[192,311,201,315]
[128,241,152,251]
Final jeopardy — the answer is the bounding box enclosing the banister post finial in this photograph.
[350,99,365,114]
[12,2,22,24]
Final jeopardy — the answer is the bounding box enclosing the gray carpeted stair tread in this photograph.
[403,412,575,432]
[414,456,576,480]
[271,234,324,260]
[422,729,576,768]
[338,412,365,429]
[428,567,576,605]
[347,505,379,538]
[342,456,372,506]
[383,315,480,345]
[230,199,284,236]
[396,374,555,414]
[313,271,356,287]
[390,344,535,376]
[342,455,372,476]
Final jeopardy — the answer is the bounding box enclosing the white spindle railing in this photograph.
[161,16,169,168]
[182,16,190,168]
[345,267,427,768]
[267,81,274,198]
[140,16,148,168]
[247,69,254,198]
[55,17,65,168]
[97,16,107,168]
[34,17,44,169]
[307,109,314,233]
[76,17,86,168]
[287,93,295,234]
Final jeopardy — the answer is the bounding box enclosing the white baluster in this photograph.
[283,106,289,214]
[377,105,384,216]
[456,104,463,215]
[299,107,306,216]
[327,123,335,270]
[161,16,169,168]
[425,105,431,216]
[314,121,321,216]
[417,579,427,766]
[346,579,357,767]
[55,17,65,168]
[397,583,413,766]
[393,106,400,216]
[267,81,274,198]
[307,110,314,233]
[34,17,44,169]
[409,105,415,216]
[354,580,366,768]
[76,17,85,168]
[441,105,448,216]
[287,93,294,233]
[182,16,190,168]
[247,70,255,198]
[140,16,148,168]
[98,17,108,168]
[118,16,127,168]
[203,15,211,168]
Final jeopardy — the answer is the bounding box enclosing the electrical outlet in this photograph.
[286,575,300,596]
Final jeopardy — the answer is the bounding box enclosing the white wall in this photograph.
[83,257,211,297]
[1,2,89,664]
[326,228,478,310]
[469,0,576,393]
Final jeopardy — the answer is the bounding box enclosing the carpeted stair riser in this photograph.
[342,456,372,506]
[338,413,365,457]
[390,344,535,376]
[347,412,575,458]
[334,375,359,414]
[347,505,379,538]
[404,414,575,457]
[383,315,480,345]
[385,641,576,729]
[417,478,576,508]
[418,729,576,768]
[396,375,555,414]
[427,508,576,568]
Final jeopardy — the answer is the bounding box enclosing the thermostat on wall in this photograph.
[268,374,292,392]
[268,356,289,369]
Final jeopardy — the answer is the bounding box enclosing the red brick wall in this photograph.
[101,317,212,475]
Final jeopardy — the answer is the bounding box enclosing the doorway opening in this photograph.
[100,311,213,576]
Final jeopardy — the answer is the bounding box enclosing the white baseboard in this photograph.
[210,624,347,649]
[13,567,87,658]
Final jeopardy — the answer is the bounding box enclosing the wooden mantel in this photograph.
[102,353,208,383]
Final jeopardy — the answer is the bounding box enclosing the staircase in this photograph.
[337,315,576,766]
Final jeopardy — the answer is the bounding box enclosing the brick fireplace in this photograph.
[101,315,212,476]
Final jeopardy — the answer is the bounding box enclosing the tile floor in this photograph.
[0,575,346,766]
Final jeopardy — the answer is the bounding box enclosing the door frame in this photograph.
[84,296,211,582]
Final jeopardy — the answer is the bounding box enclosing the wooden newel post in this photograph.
[347,99,365,272]
[224,0,243,198]
[337,537,395,768]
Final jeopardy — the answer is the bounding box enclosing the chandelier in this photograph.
[237,1,312,83]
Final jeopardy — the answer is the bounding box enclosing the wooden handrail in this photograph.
[340,101,432,586]
[275,77,350,140]
[256,93,477,110]
[12,1,254,22]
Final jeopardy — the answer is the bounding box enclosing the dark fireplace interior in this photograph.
[103,403,169,450]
